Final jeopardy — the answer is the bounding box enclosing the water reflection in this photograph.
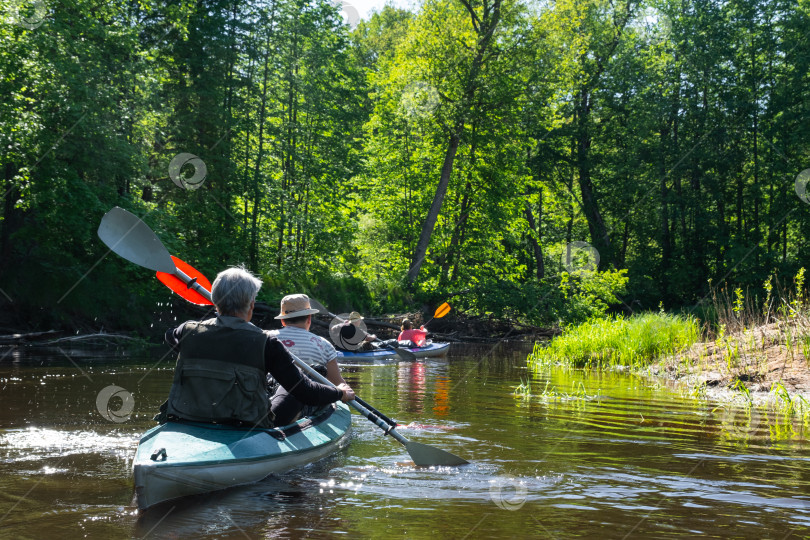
[397,361,427,414]
[433,376,450,417]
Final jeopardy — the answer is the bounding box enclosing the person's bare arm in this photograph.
[326,359,347,386]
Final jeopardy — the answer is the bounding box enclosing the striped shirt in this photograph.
[268,325,337,369]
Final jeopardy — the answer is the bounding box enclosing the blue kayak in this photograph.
[335,342,450,360]
[132,402,351,510]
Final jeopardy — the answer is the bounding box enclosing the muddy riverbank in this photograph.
[653,320,810,403]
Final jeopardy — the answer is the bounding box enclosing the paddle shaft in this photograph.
[286,351,409,444]
[354,396,397,428]
[422,302,452,327]
[173,266,214,301]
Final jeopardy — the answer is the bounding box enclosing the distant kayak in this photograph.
[336,342,450,360]
[132,402,351,511]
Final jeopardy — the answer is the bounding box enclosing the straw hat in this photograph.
[274,294,321,319]
[348,311,363,322]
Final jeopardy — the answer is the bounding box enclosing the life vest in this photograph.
[166,316,272,428]
[398,328,428,347]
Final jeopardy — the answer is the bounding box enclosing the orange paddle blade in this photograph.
[434,302,451,318]
[156,256,213,306]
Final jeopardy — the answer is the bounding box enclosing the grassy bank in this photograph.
[523,302,810,440]
[527,312,701,369]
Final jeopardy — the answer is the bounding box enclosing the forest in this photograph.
[1,0,809,332]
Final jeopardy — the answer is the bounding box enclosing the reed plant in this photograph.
[529,379,598,403]
[528,312,700,369]
[707,268,808,335]
[513,377,533,399]
[731,378,753,406]
[769,381,810,423]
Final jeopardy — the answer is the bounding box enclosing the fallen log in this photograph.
[37,333,141,345]
[0,330,64,345]
[361,319,401,331]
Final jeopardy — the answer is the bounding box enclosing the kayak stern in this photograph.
[133,402,351,510]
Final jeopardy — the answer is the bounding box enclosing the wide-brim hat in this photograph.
[275,294,321,319]
[348,311,363,322]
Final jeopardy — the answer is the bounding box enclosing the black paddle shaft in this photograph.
[354,396,397,428]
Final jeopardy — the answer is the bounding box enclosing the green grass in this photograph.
[528,312,700,369]
[513,377,532,399]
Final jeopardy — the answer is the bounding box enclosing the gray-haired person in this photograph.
[162,266,354,428]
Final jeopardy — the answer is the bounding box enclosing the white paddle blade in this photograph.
[97,207,176,273]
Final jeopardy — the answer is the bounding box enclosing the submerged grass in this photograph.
[513,377,532,399]
[513,376,599,403]
[528,312,700,369]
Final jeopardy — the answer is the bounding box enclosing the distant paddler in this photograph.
[398,318,428,347]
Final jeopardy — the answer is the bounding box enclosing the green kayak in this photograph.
[132,402,352,511]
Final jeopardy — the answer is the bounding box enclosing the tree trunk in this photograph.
[405,0,500,287]
[671,56,686,250]
[661,52,683,302]
[660,166,671,300]
[576,88,611,268]
[620,220,629,268]
[406,133,460,285]
[568,0,636,270]
[250,41,272,269]
[1,162,19,275]
[751,43,760,265]
[449,182,474,284]
[278,40,299,268]
[524,194,544,280]
[439,185,465,286]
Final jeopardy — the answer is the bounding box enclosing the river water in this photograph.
[0,343,809,538]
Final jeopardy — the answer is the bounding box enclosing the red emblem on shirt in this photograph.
[282,339,295,347]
